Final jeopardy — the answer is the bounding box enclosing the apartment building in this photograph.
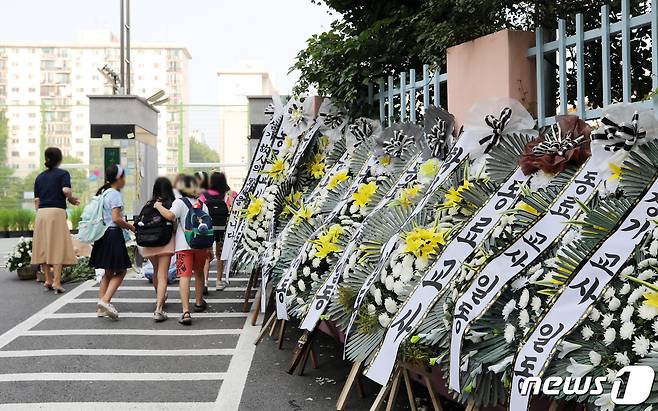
[0,30,190,177]
[217,61,276,189]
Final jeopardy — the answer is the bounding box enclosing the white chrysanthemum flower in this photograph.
[297,280,306,292]
[349,252,358,265]
[302,266,311,277]
[531,296,542,314]
[367,304,376,315]
[502,299,517,320]
[296,297,305,305]
[399,270,413,284]
[393,280,405,296]
[289,285,297,296]
[518,289,530,309]
[628,287,646,305]
[654,319,658,335]
[589,308,601,321]
[308,248,316,258]
[511,276,527,291]
[650,240,658,256]
[384,297,398,314]
[603,287,615,301]
[601,313,615,328]
[256,228,266,238]
[594,393,615,411]
[312,258,321,268]
[589,350,602,366]
[638,304,658,321]
[402,254,414,270]
[566,358,593,378]
[391,262,402,279]
[620,266,634,276]
[527,263,541,275]
[369,290,381,307]
[639,269,655,280]
[603,328,616,346]
[519,309,530,328]
[530,170,552,190]
[633,335,651,357]
[385,275,395,291]
[415,257,429,271]
[310,272,320,282]
[378,313,391,328]
[581,325,594,341]
[619,282,632,295]
[614,351,630,366]
[608,297,621,311]
[620,305,634,323]
[620,322,635,340]
[504,324,516,343]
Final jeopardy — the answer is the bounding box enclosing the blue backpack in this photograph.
[181,197,215,249]
[77,189,114,244]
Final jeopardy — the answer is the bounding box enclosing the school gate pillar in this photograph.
[88,95,159,219]
[447,29,537,127]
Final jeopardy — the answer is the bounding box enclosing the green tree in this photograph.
[292,0,635,114]
[0,111,20,208]
[189,136,220,163]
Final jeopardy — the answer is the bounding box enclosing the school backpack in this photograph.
[181,197,215,249]
[135,199,174,247]
[203,193,229,232]
[77,189,113,244]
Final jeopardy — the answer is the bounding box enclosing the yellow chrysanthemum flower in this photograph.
[292,203,314,224]
[313,224,344,259]
[327,169,349,190]
[266,157,287,180]
[399,184,422,208]
[244,196,264,221]
[284,135,294,149]
[352,181,379,208]
[516,201,539,216]
[379,155,392,166]
[644,291,658,308]
[609,162,621,180]
[307,153,326,179]
[402,226,447,259]
[419,159,441,179]
[442,187,463,208]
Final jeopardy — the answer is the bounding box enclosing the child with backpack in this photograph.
[200,172,231,291]
[88,164,136,320]
[137,177,176,322]
[154,175,214,325]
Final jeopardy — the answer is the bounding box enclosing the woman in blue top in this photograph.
[89,164,136,320]
[32,147,80,294]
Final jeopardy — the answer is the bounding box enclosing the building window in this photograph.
[10,151,19,157]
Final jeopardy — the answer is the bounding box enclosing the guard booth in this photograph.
[88,95,159,219]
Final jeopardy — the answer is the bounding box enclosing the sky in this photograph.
[0,0,337,103]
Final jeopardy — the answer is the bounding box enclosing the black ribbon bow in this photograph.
[478,107,513,153]
[348,119,374,146]
[532,123,587,157]
[319,110,345,130]
[592,111,646,152]
[383,130,415,158]
[427,118,449,158]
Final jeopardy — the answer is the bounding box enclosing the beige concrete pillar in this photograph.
[447,29,537,127]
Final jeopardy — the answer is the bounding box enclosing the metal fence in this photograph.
[368,64,448,125]
[530,0,658,126]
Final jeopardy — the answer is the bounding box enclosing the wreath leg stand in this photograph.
[336,361,364,410]
[243,266,260,312]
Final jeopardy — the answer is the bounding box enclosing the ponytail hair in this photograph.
[96,164,125,195]
[177,175,199,198]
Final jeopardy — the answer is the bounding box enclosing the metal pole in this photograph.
[119,0,125,94]
[126,0,131,94]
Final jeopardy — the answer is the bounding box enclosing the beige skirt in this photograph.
[31,208,77,266]
[141,234,175,258]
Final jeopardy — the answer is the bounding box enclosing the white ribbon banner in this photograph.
[365,167,531,384]
[221,114,283,267]
[343,140,471,349]
[448,160,601,392]
[509,177,658,411]
[274,155,377,320]
[300,154,425,331]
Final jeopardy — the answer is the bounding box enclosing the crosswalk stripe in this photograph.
[69,298,246,304]
[46,312,248,319]
[0,372,226,381]
[22,329,242,336]
[89,286,247,292]
[0,349,235,357]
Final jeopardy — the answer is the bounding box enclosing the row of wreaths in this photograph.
[222,96,658,411]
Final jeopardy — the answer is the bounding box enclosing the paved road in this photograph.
[0,267,259,411]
